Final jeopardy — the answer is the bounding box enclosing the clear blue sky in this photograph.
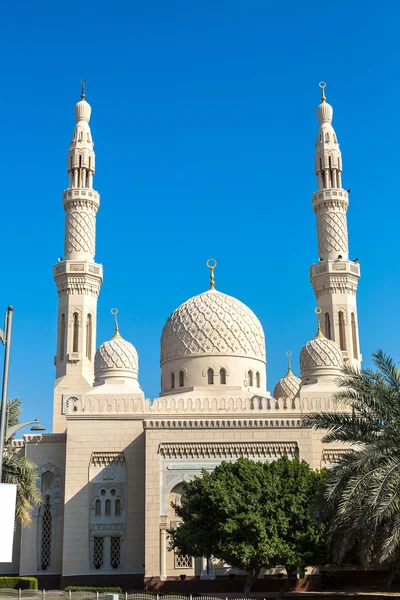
[1,0,399,434]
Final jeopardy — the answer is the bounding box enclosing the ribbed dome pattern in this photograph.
[300,337,343,373]
[161,289,265,364]
[274,372,301,401]
[95,337,138,379]
[74,99,91,123]
[317,101,333,125]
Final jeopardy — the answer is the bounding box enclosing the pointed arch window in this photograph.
[59,313,65,360]
[95,499,101,516]
[351,313,358,359]
[338,311,346,351]
[324,312,331,339]
[179,370,184,387]
[248,370,254,387]
[73,312,79,353]
[220,368,226,385]
[38,470,56,571]
[207,368,214,385]
[86,314,92,360]
[115,499,121,517]
[171,372,175,389]
[79,154,82,167]
[256,372,260,388]
[105,499,111,517]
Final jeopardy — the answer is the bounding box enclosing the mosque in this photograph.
[0,83,361,588]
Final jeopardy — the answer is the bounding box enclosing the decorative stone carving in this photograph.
[65,210,96,257]
[273,373,301,402]
[316,207,348,255]
[90,452,126,467]
[94,338,138,374]
[145,418,303,429]
[159,441,299,459]
[300,337,343,371]
[161,289,266,363]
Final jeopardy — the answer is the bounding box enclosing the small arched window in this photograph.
[115,499,121,516]
[73,312,79,353]
[59,313,65,360]
[171,372,175,389]
[220,368,226,385]
[207,368,214,385]
[95,499,101,516]
[79,154,82,167]
[105,499,111,517]
[70,156,73,170]
[88,156,92,171]
[256,372,260,388]
[86,314,92,360]
[179,370,184,387]
[319,157,322,171]
[338,311,346,351]
[351,313,358,359]
[329,155,332,169]
[324,312,331,339]
[248,370,254,387]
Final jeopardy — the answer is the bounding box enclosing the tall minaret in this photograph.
[53,83,103,432]
[310,83,361,366]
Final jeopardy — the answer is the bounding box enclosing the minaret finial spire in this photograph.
[286,350,293,376]
[314,307,324,339]
[80,78,88,100]
[111,308,122,339]
[206,258,217,290]
[319,81,327,103]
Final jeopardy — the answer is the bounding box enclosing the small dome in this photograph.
[94,333,138,382]
[161,289,265,364]
[300,336,343,378]
[317,100,333,125]
[274,370,301,401]
[74,99,91,123]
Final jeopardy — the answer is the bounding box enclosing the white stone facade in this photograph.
[0,84,361,586]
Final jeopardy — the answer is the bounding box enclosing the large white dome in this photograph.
[161,289,266,364]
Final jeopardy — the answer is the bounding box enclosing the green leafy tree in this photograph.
[168,456,328,597]
[1,398,40,525]
[303,350,400,585]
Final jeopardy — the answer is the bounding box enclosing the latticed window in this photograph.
[73,312,79,353]
[248,370,254,386]
[40,495,52,570]
[351,312,358,359]
[95,499,101,516]
[324,312,331,339]
[207,368,214,384]
[179,370,184,387]
[59,314,65,360]
[175,553,193,569]
[93,537,104,568]
[220,368,226,384]
[256,371,260,388]
[338,311,346,350]
[110,537,121,568]
[86,314,92,360]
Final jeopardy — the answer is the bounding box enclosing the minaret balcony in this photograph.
[310,260,360,280]
[312,189,348,209]
[62,188,100,208]
[54,261,103,280]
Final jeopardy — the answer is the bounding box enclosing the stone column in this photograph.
[160,526,167,580]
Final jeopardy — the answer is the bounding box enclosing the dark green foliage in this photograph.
[0,577,38,589]
[303,350,400,578]
[63,587,123,593]
[168,456,328,594]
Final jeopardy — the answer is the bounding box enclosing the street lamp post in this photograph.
[0,307,14,482]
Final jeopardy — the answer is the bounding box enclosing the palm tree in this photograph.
[2,398,40,525]
[303,350,400,582]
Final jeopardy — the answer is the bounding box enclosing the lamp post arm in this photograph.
[5,421,40,442]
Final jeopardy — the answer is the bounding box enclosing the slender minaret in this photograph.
[53,82,103,431]
[310,83,361,366]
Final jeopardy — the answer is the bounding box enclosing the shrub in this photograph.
[0,577,38,590]
[63,587,123,593]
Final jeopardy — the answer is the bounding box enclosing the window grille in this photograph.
[351,313,358,359]
[86,314,92,360]
[95,499,101,516]
[256,371,260,388]
[338,311,346,350]
[171,372,175,389]
[59,314,65,360]
[179,370,184,387]
[93,537,104,568]
[105,499,111,516]
[220,368,226,384]
[248,370,254,386]
[175,554,193,569]
[115,499,121,516]
[110,537,121,568]
[324,312,331,339]
[40,495,52,570]
[207,368,214,384]
[73,313,79,353]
